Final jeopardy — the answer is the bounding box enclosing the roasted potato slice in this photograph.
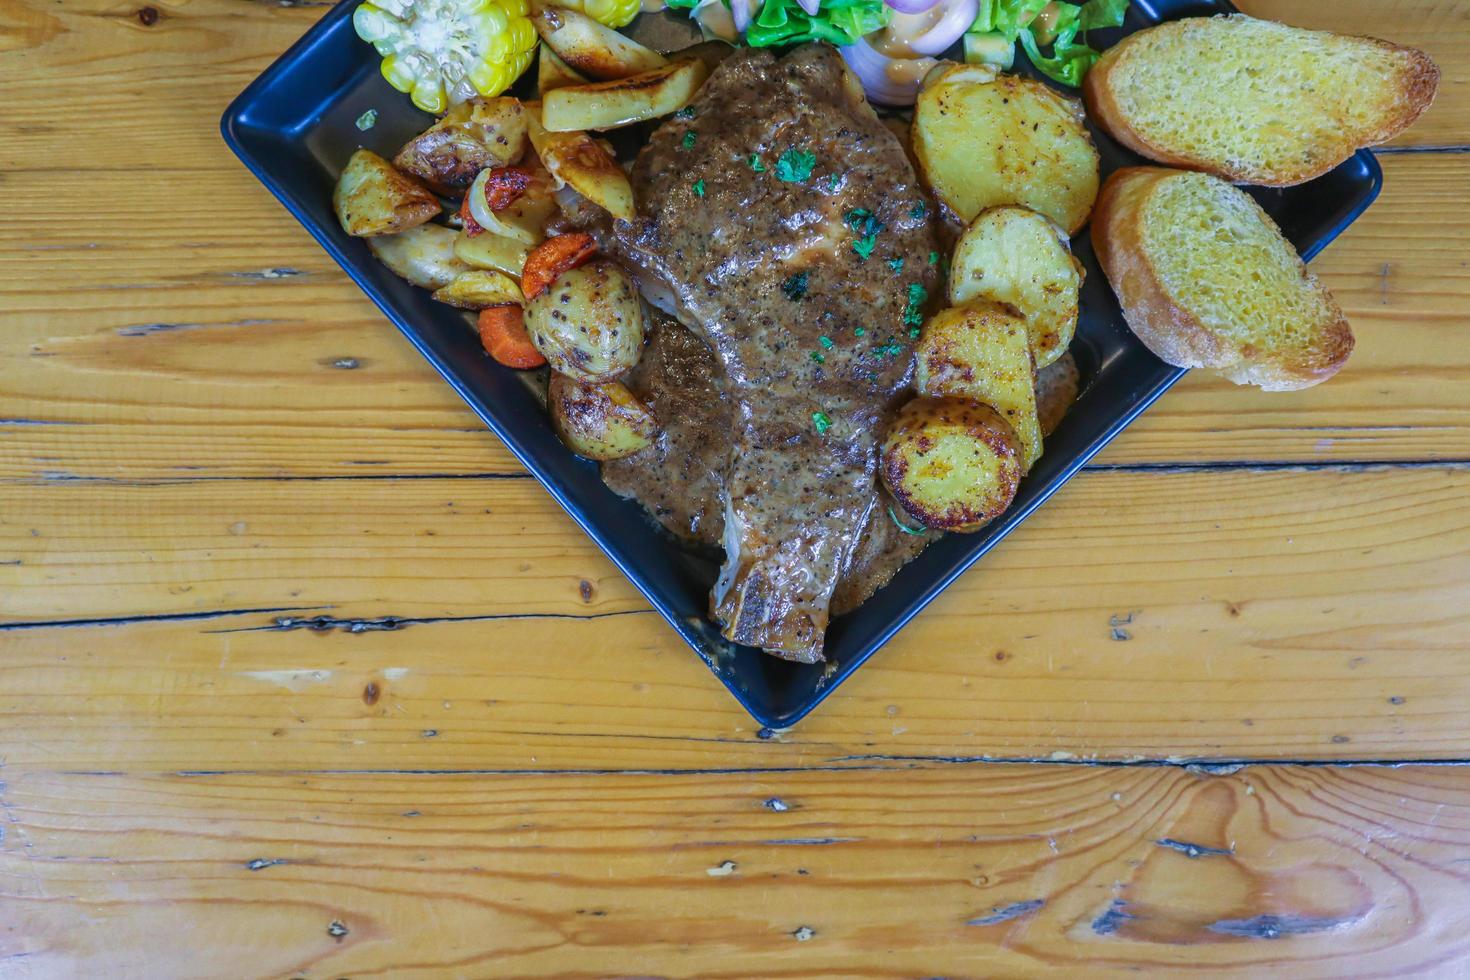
[950,206,1084,369]
[453,230,531,276]
[431,269,525,309]
[1035,350,1079,438]
[367,223,470,289]
[392,98,529,192]
[881,396,1023,533]
[524,259,645,382]
[532,6,667,80]
[542,59,710,132]
[914,64,1100,235]
[548,373,658,460]
[333,149,440,237]
[465,154,559,244]
[526,110,635,220]
[915,302,1042,471]
[537,44,588,95]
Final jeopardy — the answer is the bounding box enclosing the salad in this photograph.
[354,0,1128,110]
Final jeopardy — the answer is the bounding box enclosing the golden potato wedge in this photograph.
[548,373,658,460]
[333,149,440,237]
[526,110,635,220]
[915,302,1042,470]
[950,206,1084,368]
[392,97,528,192]
[367,223,470,289]
[537,45,588,95]
[524,259,645,382]
[532,7,667,80]
[431,269,524,309]
[542,58,710,132]
[914,64,1100,234]
[465,155,559,244]
[453,230,531,276]
[880,396,1022,533]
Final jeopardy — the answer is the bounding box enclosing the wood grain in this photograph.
[5,765,1470,977]
[2,465,1467,769]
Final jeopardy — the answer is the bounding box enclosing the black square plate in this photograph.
[223,0,1382,727]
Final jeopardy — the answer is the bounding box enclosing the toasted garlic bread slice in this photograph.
[1084,14,1438,187]
[915,302,1042,471]
[914,63,1099,234]
[532,6,667,80]
[950,206,1083,369]
[1092,167,1353,391]
[333,149,440,237]
[881,396,1022,533]
[543,59,710,132]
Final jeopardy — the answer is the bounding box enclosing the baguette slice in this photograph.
[1091,167,1352,391]
[1084,14,1438,187]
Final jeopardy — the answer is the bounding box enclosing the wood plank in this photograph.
[3,466,1468,769]
[2,154,1468,479]
[5,765,1470,976]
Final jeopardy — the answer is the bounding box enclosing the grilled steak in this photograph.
[614,44,941,661]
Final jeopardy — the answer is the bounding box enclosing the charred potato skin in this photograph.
[915,302,1043,471]
[881,397,1022,533]
[333,149,440,237]
[392,97,529,192]
[548,373,658,460]
[914,64,1100,235]
[523,259,645,382]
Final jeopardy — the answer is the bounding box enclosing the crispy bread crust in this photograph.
[1091,167,1353,391]
[1083,15,1440,187]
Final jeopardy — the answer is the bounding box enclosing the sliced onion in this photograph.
[732,0,754,34]
[694,0,739,41]
[839,37,938,107]
[795,0,821,15]
[884,0,942,14]
[895,0,978,56]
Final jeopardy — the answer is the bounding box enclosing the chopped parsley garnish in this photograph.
[903,282,928,327]
[692,178,706,198]
[781,271,808,300]
[748,153,766,172]
[910,201,928,220]
[854,326,866,336]
[355,109,378,131]
[873,341,905,358]
[775,147,817,183]
[812,411,832,434]
[673,106,697,120]
[928,250,940,265]
[845,208,872,229]
[888,258,904,273]
[810,351,825,364]
[851,234,878,260]
[682,131,697,149]
[818,335,834,349]
[827,174,841,191]
[845,209,884,260]
[908,326,922,339]
[888,504,927,535]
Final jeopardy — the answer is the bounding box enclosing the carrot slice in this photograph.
[478,304,545,369]
[457,195,485,237]
[521,232,597,300]
[482,166,533,211]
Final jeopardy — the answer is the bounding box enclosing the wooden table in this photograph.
[3,0,1469,974]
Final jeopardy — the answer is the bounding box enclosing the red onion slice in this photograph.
[732,0,754,33]
[897,0,978,56]
[795,0,821,15]
[839,37,938,107]
[883,0,942,13]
